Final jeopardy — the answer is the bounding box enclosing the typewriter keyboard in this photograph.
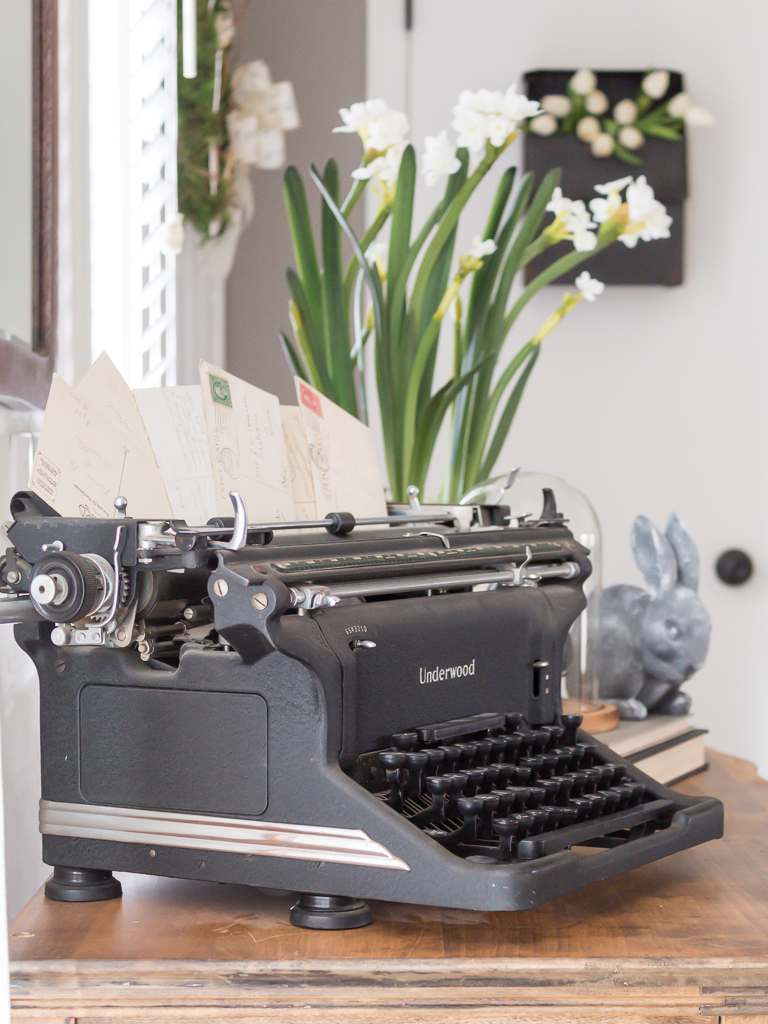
[357,713,676,862]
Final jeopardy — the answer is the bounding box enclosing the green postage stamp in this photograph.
[208,373,232,408]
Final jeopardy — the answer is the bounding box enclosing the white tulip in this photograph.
[684,105,715,126]
[575,116,601,142]
[614,99,639,125]
[575,270,605,301]
[618,125,645,150]
[667,92,690,118]
[585,90,609,115]
[161,213,185,255]
[541,94,572,118]
[590,133,615,158]
[641,70,670,100]
[570,68,597,96]
[422,130,461,186]
[529,113,558,136]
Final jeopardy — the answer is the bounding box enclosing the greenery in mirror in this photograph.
[281,88,671,503]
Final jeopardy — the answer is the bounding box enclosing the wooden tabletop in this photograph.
[9,749,768,1020]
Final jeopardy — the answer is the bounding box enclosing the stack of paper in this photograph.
[29,354,388,526]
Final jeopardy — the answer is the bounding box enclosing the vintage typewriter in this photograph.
[1,486,723,929]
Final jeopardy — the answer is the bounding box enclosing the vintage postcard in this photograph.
[74,351,155,460]
[30,374,172,519]
[280,406,316,521]
[134,385,216,525]
[294,379,387,519]
[199,361,295,522]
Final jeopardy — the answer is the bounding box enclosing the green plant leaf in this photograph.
[641,123,682,140]
[283,165,323,319]
[286,268,334,398]
[387,145,415,299]
[612,142,643,166]
[320,159,357,415]
[279,329,309,383]
[477,347,540,484]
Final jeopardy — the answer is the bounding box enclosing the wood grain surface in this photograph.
[9,750,768,1021]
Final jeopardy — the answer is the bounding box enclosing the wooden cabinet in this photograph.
[9,750,768,1022]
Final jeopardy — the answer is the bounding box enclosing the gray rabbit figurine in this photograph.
[598,513,711,719]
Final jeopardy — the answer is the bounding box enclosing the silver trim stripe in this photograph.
[39,800,409,871]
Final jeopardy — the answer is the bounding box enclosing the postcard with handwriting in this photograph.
[199,361,295,522]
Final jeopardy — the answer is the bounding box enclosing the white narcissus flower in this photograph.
[545,186,573,218]
[575,271,605,301]
[452,103,489,153]
[667,92,690,118]
[541,94,571,118]
[590,133,615,157]
[422,130,461,185]
[501,84,542,123]
[366,240,388,268]
[486,112,515,146]
[585,90,609,115]
[642,70,670,99]
[618,125,644,150]
[575,116,601,142]
[590,176,632,222]
[565,201,597,251]
[570,68,597,95]
[683,105,715,126]
[335,98,387,134]
[620,175,672,247]
[468,235,498,259]
[614,99,639,125]
[474,88,504,114]
[529,113,558,136]
[366,108,409,153]
[351,145,404,184]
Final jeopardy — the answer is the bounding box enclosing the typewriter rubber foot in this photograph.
[290,893,372,930]
[44,867,123,903]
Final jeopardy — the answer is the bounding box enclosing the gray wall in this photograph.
[227,0,366,402]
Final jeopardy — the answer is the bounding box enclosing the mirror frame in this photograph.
[0,0,57,409]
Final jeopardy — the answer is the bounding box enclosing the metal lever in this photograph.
[226,491,249,551]
[458,469,519,507]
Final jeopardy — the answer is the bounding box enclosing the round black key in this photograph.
[601,788,621,814]
[425,775,452,796]
[541,724,565,749]
[379,751,406,770]
[608,785,632,810]
[598,764,617,788]
[539,778,561,803]
[551,775,575,803]
[490,736,508,761]
[440,745,462,770]
[624,782,647,806]
[392,731,419,751]
[505,712,526,731]
[555,750,573,774]
[569,796,592,822]
[405,751,429,769]
[491,762,515,788]
[540,754,561,779]
[571,744,590,767]
[582,768,604,794]
[493,788,515,815]
[475,738,493,765]
[482,765,500,792]
[519,755,543,781]
[457,795,483,822]
[448,771,469,793]
[425,748,446,773]
[528,808,551,834]
[541,804,564,829]
[563,771,586,797]
[503,732,523,761]
[477,792,500,836]
[530,730,551,754]
[464,768,486,796]
[560,714,583,746]
[504,785,532,811]
[579,743,599,767]
[583,792,607,818]
[516,731,539,757]
[527,785,547,809]
[456,741,479,768]
[560,805,579,827]
[512,765,532,785]
[493,815,524,860]
[609,764,627,785]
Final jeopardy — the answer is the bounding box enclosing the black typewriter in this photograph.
[0,487,723,929]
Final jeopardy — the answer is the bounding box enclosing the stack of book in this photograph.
[598,715,708,786]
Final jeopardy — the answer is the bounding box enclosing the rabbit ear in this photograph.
[665,512,700,591]
[631,515,678,596]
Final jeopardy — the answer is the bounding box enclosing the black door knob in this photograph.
[716,549,753,586]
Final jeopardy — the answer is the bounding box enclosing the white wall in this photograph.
[367,0,768,776]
